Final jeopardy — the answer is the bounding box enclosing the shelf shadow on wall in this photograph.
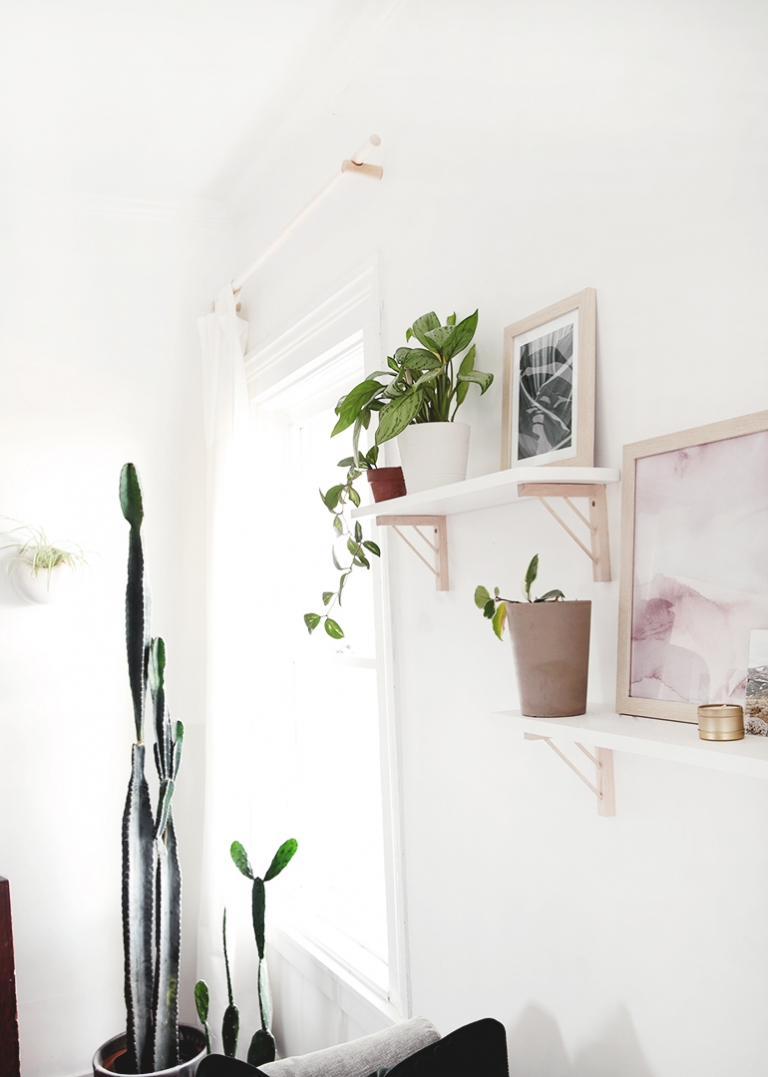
[508,1004,656,1077]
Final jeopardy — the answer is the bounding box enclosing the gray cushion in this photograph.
[259,1017,441,1077]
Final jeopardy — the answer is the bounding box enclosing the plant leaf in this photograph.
[322,591,334,605]
[474,585,491,609]
[492,602,508,640]
[442,309,478,361]
[446,312,456,326]
[457,369,493,395]
[349,486,361,508]
[362,540,380,556]
[483,599,495,618]
[331,380,384,436]
[264,837,298,881]
[410,311,441,351]
[402,349,442,371]
[304,613,321,634]
[194,980,210,1023]
[322,484,345,510]
[354,521,362,542]
[325,618,344,639]
[230,840,254,879]
[536,589,565,602]
[524,554,539,601]
[252,876,266,959]
[375,390,424,444]
[332,547,343,570]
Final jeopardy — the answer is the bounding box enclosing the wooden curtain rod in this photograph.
[230,134,383,295]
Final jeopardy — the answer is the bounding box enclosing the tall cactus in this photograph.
[120,463,183,1073]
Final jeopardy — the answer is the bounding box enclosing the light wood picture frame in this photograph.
[501,288,596,469]
[617,410,768,724]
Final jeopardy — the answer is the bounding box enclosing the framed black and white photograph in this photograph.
[501,288,596,468]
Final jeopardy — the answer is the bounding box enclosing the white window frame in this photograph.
[244,257,410,1023]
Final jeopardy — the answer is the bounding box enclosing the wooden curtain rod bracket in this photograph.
[524,734,616,816]
[341,160,383,179]
[517,482,611,582]
[376,515,448,590]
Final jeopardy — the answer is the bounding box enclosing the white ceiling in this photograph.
[0,0,401,209]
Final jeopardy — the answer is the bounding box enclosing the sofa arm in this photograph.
[259,1016,440,1077]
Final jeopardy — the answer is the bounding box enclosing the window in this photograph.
[243,266,408,1016]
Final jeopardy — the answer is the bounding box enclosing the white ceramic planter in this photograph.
[396,422,470,493]
[11,563,66,604]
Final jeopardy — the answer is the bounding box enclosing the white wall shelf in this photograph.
[495,706,768,815]
[352,466,620,587]
[351,466,620,519]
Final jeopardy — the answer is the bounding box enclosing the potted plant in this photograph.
[93,465,206,1076]
[194,838,297,1065]
[1,523,87,604]
[331,309,493,493]
[304,448,382,640]
[475,555,591,717]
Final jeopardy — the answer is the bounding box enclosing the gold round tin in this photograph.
[698,704,744,741]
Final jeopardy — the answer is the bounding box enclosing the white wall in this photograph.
[0,190,228,1077]
[232,2,768,1075]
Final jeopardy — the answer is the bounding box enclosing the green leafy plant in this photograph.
[330,310,492,459]
[195,838,298,1065]
[304,447,381,640]
[475,554,565,639]
[119,463,185,1073]
[1,522,87,587]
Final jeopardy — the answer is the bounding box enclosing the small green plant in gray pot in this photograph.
[92,465,205,1077]
[476,554,591,717]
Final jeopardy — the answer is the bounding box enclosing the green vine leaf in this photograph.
[324,618,344,640]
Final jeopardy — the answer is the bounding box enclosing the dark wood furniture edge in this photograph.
[0,877,21,1077]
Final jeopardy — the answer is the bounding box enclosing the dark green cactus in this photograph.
[230,838,297,1066]
[221,910,239,1058]
[120,463,183,1073]
[193,980,212,1055]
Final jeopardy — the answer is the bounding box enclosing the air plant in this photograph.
[120,463,185,1073]
[1,521,87,590]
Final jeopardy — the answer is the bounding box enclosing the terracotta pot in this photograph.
[93,1025,207,1077]
[507,601,591,717]
[396,422,470,493]
[367,466,407,502]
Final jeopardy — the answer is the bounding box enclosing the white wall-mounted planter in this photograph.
[10,563,66,604]
[396,421,470,494]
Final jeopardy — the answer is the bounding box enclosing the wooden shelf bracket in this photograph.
[517,483,611,582]
[524,733,616,816]
[376,515,448,590]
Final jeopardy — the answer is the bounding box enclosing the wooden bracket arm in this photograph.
[524,734,616,816]
[517,483,611,582]
[376,515,449,590]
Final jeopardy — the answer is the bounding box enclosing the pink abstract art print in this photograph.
[618,413,768,722]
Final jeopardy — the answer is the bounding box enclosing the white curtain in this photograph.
[196,285,257,1041]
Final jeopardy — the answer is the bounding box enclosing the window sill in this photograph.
[269,923,402,1034]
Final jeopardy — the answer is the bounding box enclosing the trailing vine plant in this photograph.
[303,446,381,640]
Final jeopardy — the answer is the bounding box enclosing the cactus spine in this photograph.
[120,463,183,1073]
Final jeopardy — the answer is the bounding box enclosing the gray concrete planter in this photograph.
[508,600,591,717]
